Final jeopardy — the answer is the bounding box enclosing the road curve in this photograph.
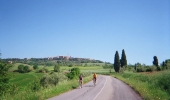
[48,75,143,100]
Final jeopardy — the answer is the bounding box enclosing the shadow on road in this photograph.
[83,85,94,87]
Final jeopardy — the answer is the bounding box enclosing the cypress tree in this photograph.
[165,60,168,69]
[134,63,137,71]
[114,51,120,72]
[153,56,159,67]
[153,56,160,71]
[120,49,127,68]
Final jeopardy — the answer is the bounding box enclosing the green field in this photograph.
[8,63,113,88]
[9,72,44,88]
[5,63,170,100]
[10,63,114,73]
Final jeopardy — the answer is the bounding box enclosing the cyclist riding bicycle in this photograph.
[79,74,83,88]
[92,72,97,86]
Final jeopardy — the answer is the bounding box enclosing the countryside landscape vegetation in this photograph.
[0,49,170,100]
[0,0,169,100]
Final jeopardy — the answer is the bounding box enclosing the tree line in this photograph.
[114,49,127,72]
[113,49,170,73]
[2,58,104,67]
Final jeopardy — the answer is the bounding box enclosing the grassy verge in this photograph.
[1,75,92,100]
[112,71,170,100]
[42,75,92,99]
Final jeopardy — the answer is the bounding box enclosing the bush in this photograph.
[157,66,161,71]
[33,65,38,70]
[68,64,73,67]
[136,67,145,72]
[54,64,60,72]
[66,67,80,79]
[18,65,31,73]
[0,61,14,96]
[29,80,41,92]
[146,67,152,72]
[150,66,157,72]
[40,72,68,87]
[38,67,49,73]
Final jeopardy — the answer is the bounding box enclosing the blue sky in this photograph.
[0,0,170,65]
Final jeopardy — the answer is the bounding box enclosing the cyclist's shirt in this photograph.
[93,74,97,79]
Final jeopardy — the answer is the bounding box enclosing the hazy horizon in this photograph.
[0,0,170,65]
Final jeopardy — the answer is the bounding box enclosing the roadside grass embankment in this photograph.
[2,73,92,100]
[44,75,92,99]
[112,71,170,100]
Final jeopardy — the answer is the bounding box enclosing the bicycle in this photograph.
[79,80,83,88]
[93,78,96,86]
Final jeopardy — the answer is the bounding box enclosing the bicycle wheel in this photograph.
[93,79,96,86]
[79,81,82,88]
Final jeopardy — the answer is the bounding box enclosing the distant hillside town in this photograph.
[3,55,92,61]
[2,55,104,64]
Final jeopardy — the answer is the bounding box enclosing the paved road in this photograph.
[48,75,143,100]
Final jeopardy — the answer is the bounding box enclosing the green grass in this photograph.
[5,63,113,100]
[9,64,112,89]
[11,63,114,73]
[9,72,44,88]
[112,71,170,100]
[42,75,92,99]
[2,75,92,100]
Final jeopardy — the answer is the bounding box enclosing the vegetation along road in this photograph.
[48,75,143,100]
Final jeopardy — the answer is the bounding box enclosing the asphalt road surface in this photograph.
[48,75,143,100]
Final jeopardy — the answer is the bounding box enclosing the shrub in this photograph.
[38,67,49,73]
[40,72,68,87]
[151,66,157,71]
[157,66,161,71]
[0,61,14,96]
[54,64,60,72]
[33,65,38,70]
[66,68,80,79]
[136,67,145,72]
[18,65,31,73]
[29,80,41,92]
[146,67,152,72]
[68,64,73,67]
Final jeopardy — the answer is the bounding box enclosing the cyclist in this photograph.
[92,72,97,86]
[79,74,83,88]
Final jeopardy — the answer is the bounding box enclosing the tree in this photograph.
[66,67,80,79]
[33,65,39,69]
[18,64,25,73]
[134,64,137,71]
[153,56,160,71]
[120,49,127,68]
[165,60,168,69]
[18,65,30,73]
[114,51,120,72]
[161,61,165,70]
[54,64,60,72]
[0,61,12,95]
[24,66,29,72]
[153,56,159,67]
